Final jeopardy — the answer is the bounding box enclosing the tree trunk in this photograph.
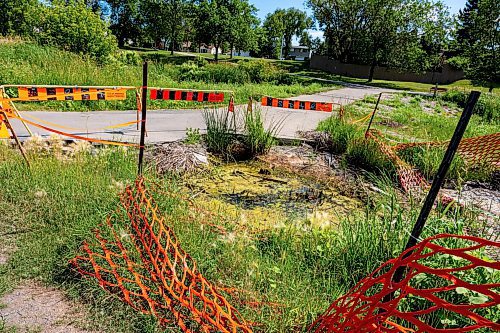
[230,41,234,59]
[368,58,377,82]
[489,85,493,93]
[214,42,219,62]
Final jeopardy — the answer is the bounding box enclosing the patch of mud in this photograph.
[0,244,16,265]
[185,152,364,230]
[377,120,403,128]
[0,282,96,333]
[421,100,459,117]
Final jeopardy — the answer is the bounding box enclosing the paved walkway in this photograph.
[9,86,395,143]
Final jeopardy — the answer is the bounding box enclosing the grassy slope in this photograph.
[0,42,334,111]
[342,94,499,142]
[1,144,489,332]
[114,47,498,94]
[297,69,500,94]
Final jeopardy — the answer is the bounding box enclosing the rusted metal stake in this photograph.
[365,93,382,138]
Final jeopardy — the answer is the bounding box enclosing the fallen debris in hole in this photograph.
[297,130,333,151]
[0,282,96,333]
[147,142,208,175]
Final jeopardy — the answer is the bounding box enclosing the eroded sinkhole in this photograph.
[185,162,363,227]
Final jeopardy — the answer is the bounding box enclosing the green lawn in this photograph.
[297,69,500,94]
[0,42,336,112]
[340,93,499,143]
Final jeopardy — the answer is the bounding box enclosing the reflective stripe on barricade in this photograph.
[261,96,333,112]
[150,89,225,103]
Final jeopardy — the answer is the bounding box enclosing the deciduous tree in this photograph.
[36,0,117,61]
[462,0,499,91]
[262,8,313,59]
[308,0,451,81]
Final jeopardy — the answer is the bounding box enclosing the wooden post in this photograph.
[365,93,382,138]
[137,61,148,175]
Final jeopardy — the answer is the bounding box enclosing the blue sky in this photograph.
[250,0,466,19]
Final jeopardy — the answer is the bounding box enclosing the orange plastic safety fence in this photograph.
[396,133,500,169]
[367,130,428,194]
[71,178,253,333]
[310,234,500,333]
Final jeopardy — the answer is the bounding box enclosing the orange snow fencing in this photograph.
[309,234,500,333]
[396,132,500,169]
[71,177,253,333]
[366,130,428,195]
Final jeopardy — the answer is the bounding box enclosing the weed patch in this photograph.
[346,138,397,177]
[317,117,361,154]
[203,109,235,159]
[242,108,281,156]
[398,145,495,183]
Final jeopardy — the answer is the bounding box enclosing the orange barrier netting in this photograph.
[71,178,253,333]
[367,130,428,194]
[310,234,500,333]
[396,132,500,169]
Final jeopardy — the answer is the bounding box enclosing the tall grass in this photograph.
[317,117,362,154]
[346,138,397,177]
[441,90,500,123]
[202,109,235,159]
[398,145,495,183]
[0,145,493,332]
[242,107,281,156]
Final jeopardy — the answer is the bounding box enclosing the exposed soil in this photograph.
[0,282,96,333]
[443,183,500,245]
[0,244,16,265]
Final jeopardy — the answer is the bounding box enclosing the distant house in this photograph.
[199,44,222,55]
[289,45,312,61]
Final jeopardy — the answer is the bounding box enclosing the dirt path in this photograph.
[0,282,96,333]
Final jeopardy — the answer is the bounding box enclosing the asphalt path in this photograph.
[9,85,395,143]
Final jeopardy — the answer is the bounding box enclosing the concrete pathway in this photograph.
[9,86,395,143]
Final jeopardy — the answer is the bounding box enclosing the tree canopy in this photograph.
[261,8,313,59]
[459,0,499,91]
[35,0,117,61]
[308,0,451,80]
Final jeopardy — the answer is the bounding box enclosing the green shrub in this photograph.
[197,63,250,84]
[243,108,281,156]
[446,56,469,70]
[317,117,362,154]
[114,50,143,66]
[203,109,235,158]
[35,1,117,62]
[346,138,396,176]
[179,60,206,81]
